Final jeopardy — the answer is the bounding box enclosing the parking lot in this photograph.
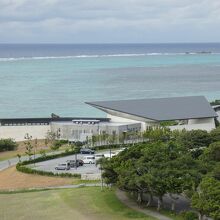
[30,149,116,176]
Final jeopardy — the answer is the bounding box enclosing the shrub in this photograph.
[16,163,81,178]
[19,149,78,166]
[177,130,211,150]
[210,127,220,142]
[51,141,62,150]
[72,141,85,147]
[39,149,46,158]
[0,139,17,152]
[181,211,198,220]
[58,139,68,145]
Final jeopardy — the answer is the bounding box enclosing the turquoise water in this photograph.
[0,46,220,118]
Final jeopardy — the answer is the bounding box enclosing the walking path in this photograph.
[115,189,172,220]
[0,151,64,172]
[1,183,103,192]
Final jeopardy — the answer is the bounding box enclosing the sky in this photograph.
[0,0,220,43]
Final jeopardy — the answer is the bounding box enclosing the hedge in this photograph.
[91,143,135,151]
[22,149,80,166]
[16,163,81,178]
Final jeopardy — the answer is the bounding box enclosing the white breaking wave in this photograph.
[0,52,218,62]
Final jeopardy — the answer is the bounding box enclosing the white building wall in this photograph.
[107,114,157,131]
[169,118,215,132]
[216,110,220,122]
[0,125,51,141]
[109,114,216,132]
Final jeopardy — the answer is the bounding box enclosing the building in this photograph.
[0,96,218,142]
[50,119,141,142]
[86,96,217,132]
[212,105,220,122]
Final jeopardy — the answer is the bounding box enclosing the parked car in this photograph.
[80,148,95,154]
[83,155,95,164]
[66,159,84,167]
[55,163,70,170]
[94,154,104,161]
[66,160,79,168]
[77,159,84,166]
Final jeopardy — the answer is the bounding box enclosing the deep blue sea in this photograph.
[0,43,220,118]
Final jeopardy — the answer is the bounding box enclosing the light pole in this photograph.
[75,152,77,170]
[100,165,104,190]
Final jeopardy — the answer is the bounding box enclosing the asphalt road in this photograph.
[31,153,101,175]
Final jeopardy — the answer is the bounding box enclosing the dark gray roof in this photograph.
[86,96,217,121]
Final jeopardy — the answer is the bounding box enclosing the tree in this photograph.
[202,141,220,162]
[138,141,198,211]
[192,177,220,220]
[176,130,211,150]
[46,131,57,145]
[0,139,17,152]
[166,152,201,211]
[101,141,199,211]
[24,133,33,160]
[210,127,220,142]
[39,149,46,157]
[91,135,97,147]
[70,143,75,152]
[143,127,171,142]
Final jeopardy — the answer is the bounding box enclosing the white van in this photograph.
[83,156,95,164]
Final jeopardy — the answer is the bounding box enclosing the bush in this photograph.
[58,139,68,145]
[19,149,78,166]
[177,130,211,150]
[72,141,85,147]
[51,141,62,150]
[0,139,17,152]
[210,127,220,142]
[181,211,198,220]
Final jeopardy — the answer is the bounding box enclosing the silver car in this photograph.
[55,163,70,170]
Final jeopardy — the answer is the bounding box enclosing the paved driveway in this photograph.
[31,154,101,175]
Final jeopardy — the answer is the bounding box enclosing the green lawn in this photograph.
[0,187,155,220]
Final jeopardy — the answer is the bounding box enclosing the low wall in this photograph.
[0,125,50,141]
[81,173,101,180]
[169,123,215,132]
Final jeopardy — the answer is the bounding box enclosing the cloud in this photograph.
[0,0,220,43]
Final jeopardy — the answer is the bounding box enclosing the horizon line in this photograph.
[1,42,220,45]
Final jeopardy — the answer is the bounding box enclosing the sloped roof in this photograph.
[86,96,217,121]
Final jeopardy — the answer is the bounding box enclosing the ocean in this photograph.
[0,43,220,118]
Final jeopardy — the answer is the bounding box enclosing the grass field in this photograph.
[0,187,155,220]
[0,139,51,161]
[0,166,81,190]
[0,139,71,161]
